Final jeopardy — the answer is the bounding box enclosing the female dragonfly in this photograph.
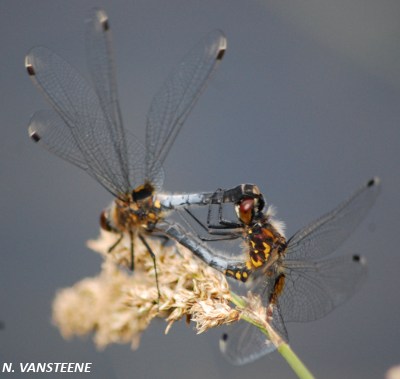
[163,177,380,364]
[26,8,225,272]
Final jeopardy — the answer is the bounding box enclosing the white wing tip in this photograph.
[96,9,109,31]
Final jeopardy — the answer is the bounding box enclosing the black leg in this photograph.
[183,207,242,241]
[208,188,243,229]
[129,230,134,271]
[108,233,123,253]
[138,233,160,301]
[216,199,242,228]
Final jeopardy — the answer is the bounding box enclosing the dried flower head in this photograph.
[52,229,244,350]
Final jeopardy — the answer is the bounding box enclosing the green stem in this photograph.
[230,291,246,307]
[277,343,315,379]
[229,291,315,379]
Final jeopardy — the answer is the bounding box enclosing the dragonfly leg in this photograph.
[208,189,242,229]
[108,233,123,253]
[129,230,135,271]
[138,233,160,301]
[183,207,241,241]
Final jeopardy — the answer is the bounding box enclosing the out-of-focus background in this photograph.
[1,1,399,378]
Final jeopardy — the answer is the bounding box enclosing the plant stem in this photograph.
[277,343,315,379]
[230,291,315,379]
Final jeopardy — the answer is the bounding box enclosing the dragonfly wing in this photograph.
[85,9,124,140]
[219,321,277,365]
[26,45,132,197]
[278,254,367,323]
[25,8,157,197]
[28,109,140,192]
[85,9,146,190]
[220,272,289,365]
[145,30,226,190]
[28,110,88,170]
[286,178,380,260]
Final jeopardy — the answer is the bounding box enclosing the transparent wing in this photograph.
[28,110,88,170]
[220,272,288,365]
[286,178,380,260]
[28,107,146,198]
[219,321,277,365]
[277,254,367,322]
[84,8,134,190]
[222,254,366,364]
[26,10,146,198]
[145,30,226,189]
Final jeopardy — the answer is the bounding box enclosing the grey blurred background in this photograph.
[1,1,399,378]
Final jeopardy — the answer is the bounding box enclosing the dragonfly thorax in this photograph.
[244,216,287,271]
[100,192,163,235]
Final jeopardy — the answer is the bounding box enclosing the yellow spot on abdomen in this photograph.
[226,270,234,277]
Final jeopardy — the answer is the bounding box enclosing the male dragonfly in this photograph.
[26,8,225,273]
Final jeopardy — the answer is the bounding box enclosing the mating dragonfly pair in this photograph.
[26,8,380,365]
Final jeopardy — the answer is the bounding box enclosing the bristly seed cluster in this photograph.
[52,229,243,350]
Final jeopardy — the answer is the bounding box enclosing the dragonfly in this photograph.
[166,177,380,364]
[25,8,226,273]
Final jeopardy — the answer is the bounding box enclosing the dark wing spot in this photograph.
[26,64,35,76]
[30,131,41,142]
[102,19,109,31]
[221,333,228,342]
[217,48,226,60]
[352,254,361,262]
[367,178,375,187]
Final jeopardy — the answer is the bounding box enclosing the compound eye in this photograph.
[100,210,112,232]
[238,197,255,225]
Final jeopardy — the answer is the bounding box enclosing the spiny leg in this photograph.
[138,233,160,301]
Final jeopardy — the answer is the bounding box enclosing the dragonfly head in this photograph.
[234,184,265,225]
[131,182,155,203]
